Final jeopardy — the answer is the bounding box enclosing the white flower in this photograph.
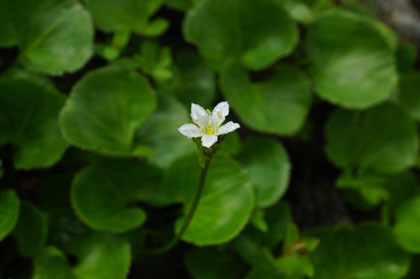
[178,101,240,148]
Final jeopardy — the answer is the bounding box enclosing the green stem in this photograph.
[148,154,214,254]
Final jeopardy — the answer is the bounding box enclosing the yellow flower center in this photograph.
[202,124,215,135]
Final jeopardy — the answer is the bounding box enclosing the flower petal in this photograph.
[201,135,218,148]
[211,101,229,125]
[218,121,240,135]
[178,123,201,138]
[191,103,209,126]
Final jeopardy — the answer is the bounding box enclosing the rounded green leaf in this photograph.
[164,154,254,245]
[71,159,153,232]
[306,9,397,109]
[184,0,298,71]
[60,66,156,156]
[398,73,420,121]
[310,224,409,279]
[238,137,291,207]
[0,0,93,75]
[393,196,420,253]
[14,202,47,257]
[185,247,247,279]
[0,190,20,242]
[84,0,167,35]
[221,64,311,135]
[135,93,195,168]
[0,79,68,169]
[325,103,418,174]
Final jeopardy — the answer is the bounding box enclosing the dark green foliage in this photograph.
[1,0,420,278]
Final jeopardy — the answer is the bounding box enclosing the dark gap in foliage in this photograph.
[0,238,32,279]
[131,245,190,279]
[0,47,18,75]
[283,101,352,232]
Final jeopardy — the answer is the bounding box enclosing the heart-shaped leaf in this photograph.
[325,103,418,174]
[60,66,156,156]
[221,64,311,135]
[84,0,167,36]
[0,79,68,169]
[0,0,93,75]
[184,0,298,71]
[163,154,254,245]
[306,9,397,109]
[71,159,163,232]
[310,224,409,279]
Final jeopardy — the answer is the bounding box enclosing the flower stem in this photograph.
[148,154,214,254]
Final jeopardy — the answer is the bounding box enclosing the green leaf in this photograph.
[71,159,156,232]
[398,73,420,121]
[84,0,167,36]
[383,172,420,219]
[14,202,47,257]
[0,190,20,242]
[164,154,254,245]
[281,0,315,24]
[238,137,291,207]
[233,234,275,267]
[184,0,298,71]
[33,247,74,279]
[306,9,397,109]
[135,40,173,81]
[393,196,420,253]
[221,64,311,135]
[72,233,131,279]
[336,172,389,207]
[218,132,242,156]
[0,0,93,75]
[310,224,410,279]
[0,79,68,169]
[233,201,292,265]
[33,233,131,279]
[263,202,292,248]
[135,92,195,168]
[277,254,314,278]
[185,247,247,279]
[169,50,216,108]
[60,66,156,156]
[283,223,300,253]
[250,209,269,232]
[325,103,418,174]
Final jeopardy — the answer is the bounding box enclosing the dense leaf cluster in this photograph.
[1,0,420,278]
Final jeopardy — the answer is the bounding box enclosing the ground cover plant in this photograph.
[1,0,420,278]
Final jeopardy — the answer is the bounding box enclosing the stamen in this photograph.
[206,109,211,114]
[217,112,222,119]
